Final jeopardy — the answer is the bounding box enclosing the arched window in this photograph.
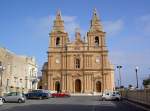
[56,37,60,46]
[95,36,99,47]
[75,58,80,68]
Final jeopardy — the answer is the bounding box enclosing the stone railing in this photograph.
[120,89,150,106]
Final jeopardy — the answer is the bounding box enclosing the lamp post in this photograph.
[135,66,139,89]
[117,65,122,88]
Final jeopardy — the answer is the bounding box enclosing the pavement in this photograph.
[0,96,148,111]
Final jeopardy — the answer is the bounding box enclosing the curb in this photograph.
[70,94,101,96]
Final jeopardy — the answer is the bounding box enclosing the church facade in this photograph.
[42,9,115,94]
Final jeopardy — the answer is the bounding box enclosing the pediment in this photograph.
[72,73,82,77]
[93,75,102,80]
[53,76,61,80]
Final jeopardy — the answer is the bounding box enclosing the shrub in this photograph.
[128,84,133,88]
[143,78,150,86]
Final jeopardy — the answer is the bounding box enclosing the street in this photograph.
[0,96,146,111]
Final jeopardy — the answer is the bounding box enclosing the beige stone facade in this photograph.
[42,9,115,94]
[0,47,38,96]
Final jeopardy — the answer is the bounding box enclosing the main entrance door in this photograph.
[75,79,81,93]
[55,81,60,93]
[96,81,101,92]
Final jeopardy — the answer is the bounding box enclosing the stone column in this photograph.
[48,72,52,90]
[73,78,75,93]
[92,74,94,92]
[67,74,70,92]
[62,75,65,91]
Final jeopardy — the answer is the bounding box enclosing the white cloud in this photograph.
[25,15,81,40]
[63,16,77,22]
[137,14,150,36]
[103,19,124,36]
[107,15,150,87]
[25,16,125,40]
[110,50,150,66]
[63,16,80,39]
[25,16,50,38]
[63,16,86,40]
[109,50,150,87]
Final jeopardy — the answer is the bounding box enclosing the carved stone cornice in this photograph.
[53,76,61,80]
[47,50,108,54]
[47,68,114,71]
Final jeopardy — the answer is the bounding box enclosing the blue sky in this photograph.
[0,0,150,88]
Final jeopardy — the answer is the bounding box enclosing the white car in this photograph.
[101,91,122,101]
[0,97,3,105]
[2,92,26,103]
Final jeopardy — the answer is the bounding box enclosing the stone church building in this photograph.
[42,9,115,94]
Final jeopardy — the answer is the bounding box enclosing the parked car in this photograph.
[43,90,52,98]
[25,89,49,99]
[2,92,26,103]
[101,91,122,101]
[51,92,70,98]
[0,97,3,105]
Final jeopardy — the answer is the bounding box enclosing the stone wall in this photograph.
[0,47,38,96]
[121,89,150,106]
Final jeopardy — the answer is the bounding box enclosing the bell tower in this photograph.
[47,10,70,91]
[87,9,106,49]
[49,10,69,50]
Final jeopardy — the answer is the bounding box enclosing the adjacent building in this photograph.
[42,9,115,94]
[0,47,38,96]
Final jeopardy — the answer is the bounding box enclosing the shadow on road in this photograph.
[0,102,146,111]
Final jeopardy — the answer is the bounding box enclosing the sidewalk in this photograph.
[70,93,102,96]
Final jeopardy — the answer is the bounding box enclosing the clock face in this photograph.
[96,57,100,63]
[56,58,60,64]
[56,55,61,64]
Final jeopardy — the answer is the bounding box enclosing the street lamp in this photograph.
[117,65,122,88]
[135,66,139,89]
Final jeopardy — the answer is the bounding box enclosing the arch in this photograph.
[39,86,42,89]
[56,37,60,46]
[55,81,60,93]
[96,81,101,92]
[95,36,99,47]
[75,79,81,93]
